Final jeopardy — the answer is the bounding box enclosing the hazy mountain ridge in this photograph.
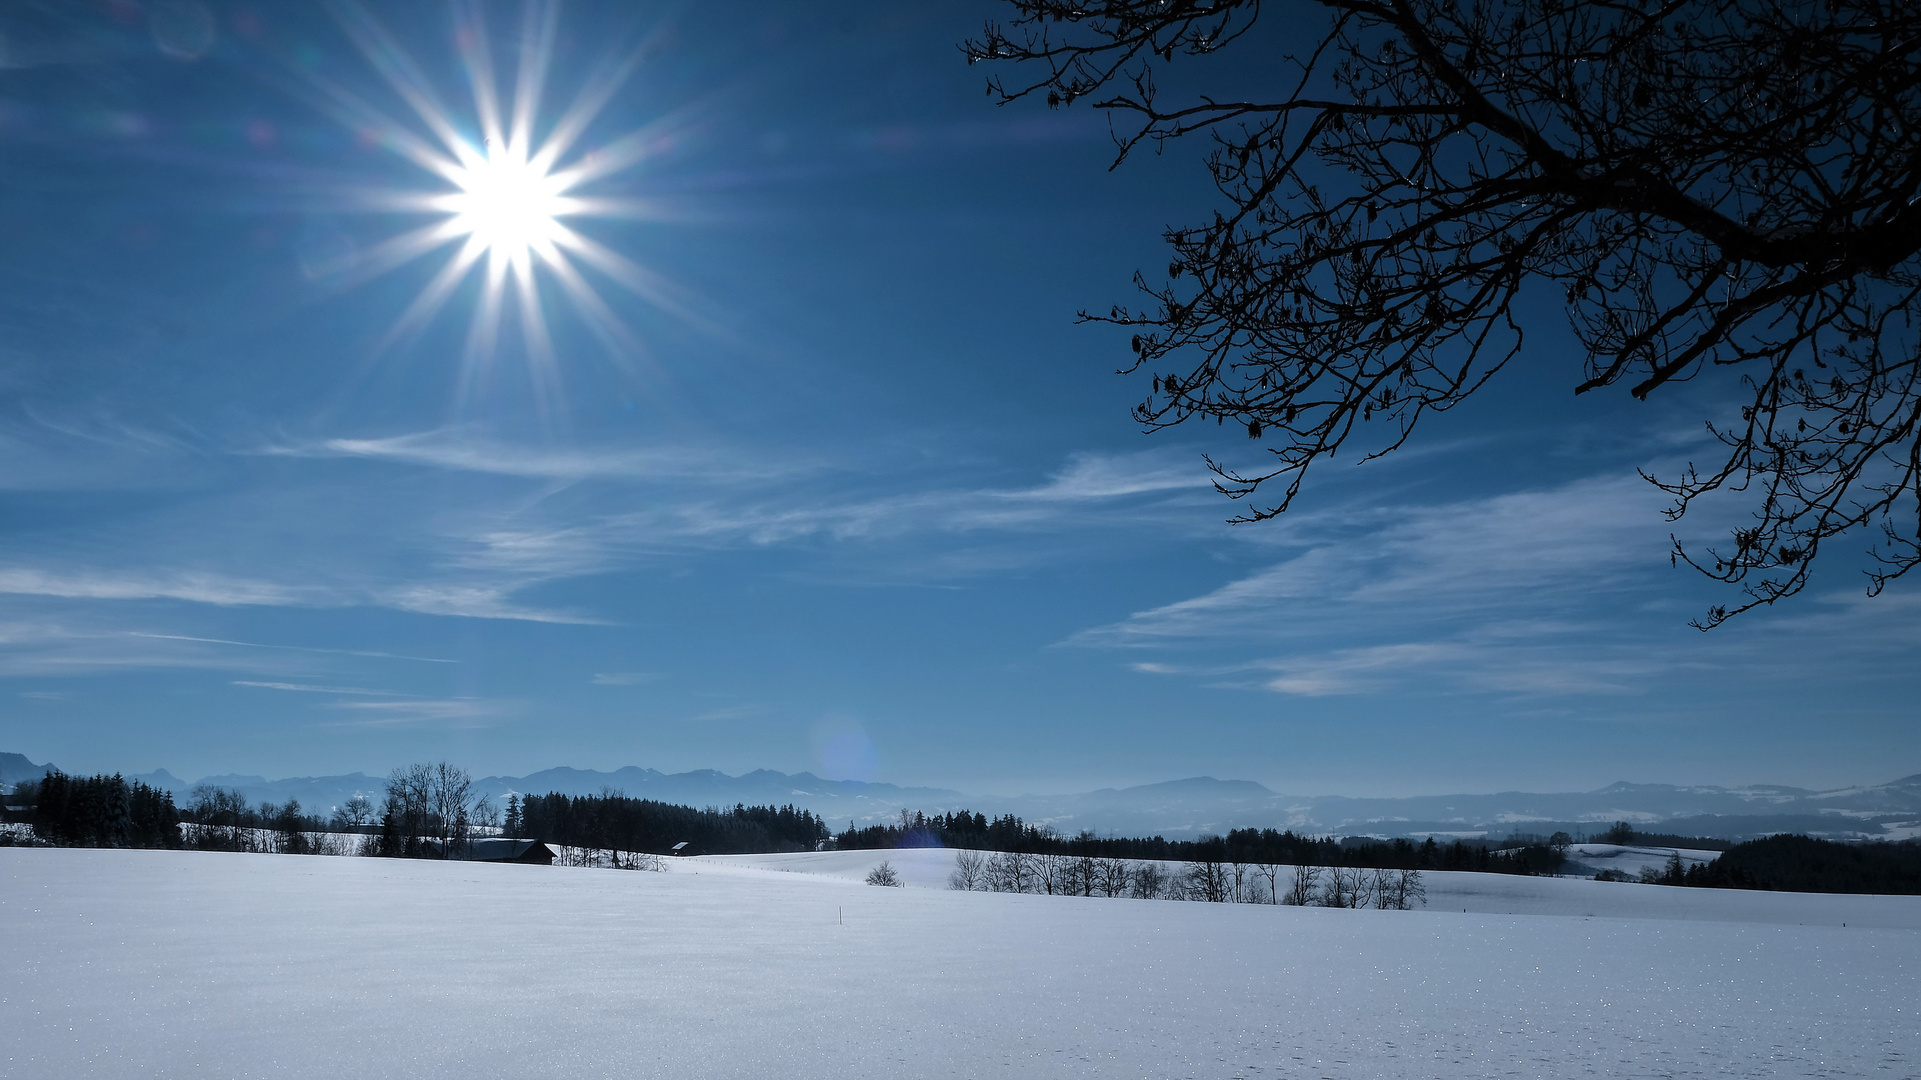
[0,751,56,788]
[4,751,1917,839]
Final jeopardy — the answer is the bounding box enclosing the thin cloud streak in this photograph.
[232,680,405,696]
[1077,473,1744,699]
[124,632,458,664]
[1070,473,1677,648]
[0,567,594,629]
[326,697,513,728]
[591,672,655,685]
[445,447,1218,581]
[0,568,310,607]
[377,584,604,625]
[0,440,1216,643]
[273,427,807,483]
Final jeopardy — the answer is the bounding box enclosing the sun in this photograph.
[439,141,574,267]
[300,2,691,410]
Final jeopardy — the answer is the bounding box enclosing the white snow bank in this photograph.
[3,847,1917,1079]
[1564,842,1719,877]
[691,847,1921,928]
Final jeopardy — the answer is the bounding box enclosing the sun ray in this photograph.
[378,236,488,354]
[452,252,509,413]
[543,124,668,192]
[327,1,478,168]
[452,2,507,155]
[534,244,647,371]
[293,69,466,183]
[510,2,559,156]
[317,218,468,289]
[513,263,564,424]
[527,37,655,175]
[550,225,719,337]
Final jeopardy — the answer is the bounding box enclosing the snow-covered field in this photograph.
[3,848,1917,1079]
[695,846,1920,926]
[1562,842,1721,879]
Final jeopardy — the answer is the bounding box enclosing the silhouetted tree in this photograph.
[373,762,482,858]
[1184,839,1232,901]
[269,800,308,855]
[1285,862,1321,906]
[969,0,1921,626]
[1384,867,1428,909]
[986,849,1036,893]
[950,848,988,890]
[31,772,180,849]
[184,785,253,851]
[1130,860,1170,898]
[332,794,375,832]
[501,794,524,839]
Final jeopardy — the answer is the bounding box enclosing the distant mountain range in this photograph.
[4,750,1917,841]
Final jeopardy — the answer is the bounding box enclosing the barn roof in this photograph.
[465,838,554,863]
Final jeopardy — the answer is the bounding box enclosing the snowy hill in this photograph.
[2,847,1916,1079]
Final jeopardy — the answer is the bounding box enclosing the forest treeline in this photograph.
[506,792,829,859]
[15,772,182,849]
[3,768,830,865]
[1610,834,1921,895]
[6,771,356,854]
[835,810,1572,877]
[9,771,1917,896]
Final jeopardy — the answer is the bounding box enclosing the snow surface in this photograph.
[3,847,1917,1078]
[694,847,1921,928]
[1562,842,1720,879]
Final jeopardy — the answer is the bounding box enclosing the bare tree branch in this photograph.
[965,0,1921,628]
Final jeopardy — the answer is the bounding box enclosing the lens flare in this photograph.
[299,1,695,415]
[441,143,572,265]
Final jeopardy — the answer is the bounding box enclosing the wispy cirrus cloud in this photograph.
[1079,472,1736,698]
[0,433,1215,655]
[1138,628,1689,698]
[326,697,513,728]
[125,633,457,664]
[0,568,310,607]
[0,569,596,628]
[0,620,370,680]
[0,409,207,492]
[591,672,655,685]
[1071,473,1677,649]
[268,427,806,483]
[232,680,404,696]
[445,447,1217,579]
[376,583,603,625]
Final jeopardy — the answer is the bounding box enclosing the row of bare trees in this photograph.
[178,762,493,860]
[949,848,1425,909]
[1286,864,1428,910]
[181,786,361,855]
[549,845,665,871]
[370,762,496,859]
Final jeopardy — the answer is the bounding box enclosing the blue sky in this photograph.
[0,0,1914,797]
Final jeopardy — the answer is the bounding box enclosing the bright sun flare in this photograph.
[440,144,573,265]
[308,1,688,412]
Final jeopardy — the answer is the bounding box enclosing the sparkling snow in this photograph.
[3,847,1917,1078]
